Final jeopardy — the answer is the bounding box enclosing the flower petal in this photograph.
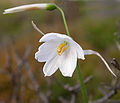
[70,40,85,60]
[59,47,77,77]
[84,50,116,77]
[35,41,58,62]
[43,55,59,76]
[40,33,72,42]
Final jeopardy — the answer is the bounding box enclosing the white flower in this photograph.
[3,3,56,14]
[35,33,116,77]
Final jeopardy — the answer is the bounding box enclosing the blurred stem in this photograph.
[56,6,70,36]
[56,5,88,103]
[77,61,88,103]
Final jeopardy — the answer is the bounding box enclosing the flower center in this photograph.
[57,42,68,56]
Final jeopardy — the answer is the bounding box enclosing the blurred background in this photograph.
[0,0,120,103]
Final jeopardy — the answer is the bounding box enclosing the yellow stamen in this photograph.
[60,46,68,55]
[57,43,65,53]
[57,43,68,56]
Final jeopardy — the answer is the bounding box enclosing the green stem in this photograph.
[76,61,88,103]
[56,6,70,36]
[56,5,88,103]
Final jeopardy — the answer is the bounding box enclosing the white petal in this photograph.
[3,4,47,14]
[59,47,77,77]
[40,33,73,42]
[35,41,58,62]
[84,50,116,77]
[43,55,59,76]
[70,40,85,60]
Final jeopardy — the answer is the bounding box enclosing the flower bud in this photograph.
[3,3,57,14]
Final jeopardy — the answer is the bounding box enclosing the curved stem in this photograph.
[77,61,88,103]
[56,6,70,36]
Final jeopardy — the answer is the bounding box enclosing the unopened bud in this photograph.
[3,3,57,14]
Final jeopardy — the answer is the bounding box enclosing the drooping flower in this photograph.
[35,33,116,77]
[3,3,56,14]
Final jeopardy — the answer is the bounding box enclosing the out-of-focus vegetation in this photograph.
[0,0,120,103]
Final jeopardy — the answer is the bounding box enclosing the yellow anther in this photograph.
[57,43,65,52]
[57,43,68,56]
[60,46,68,55]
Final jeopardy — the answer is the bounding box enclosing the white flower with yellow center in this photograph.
[35,33,116,77]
